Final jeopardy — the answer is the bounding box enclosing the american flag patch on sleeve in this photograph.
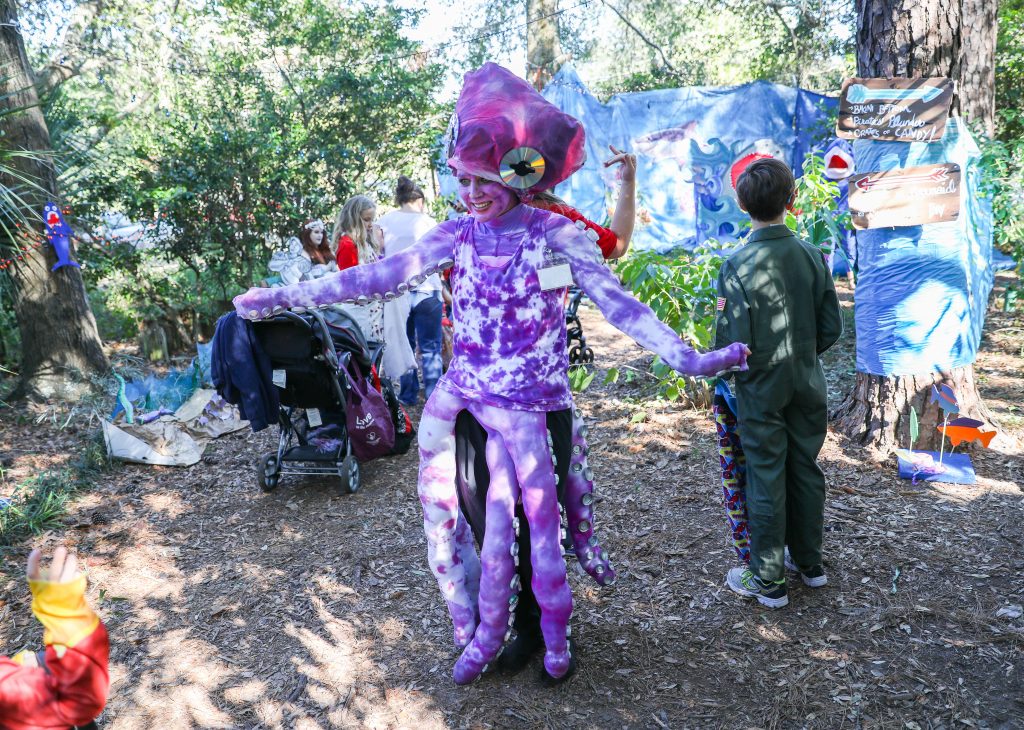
[716,297,726,311]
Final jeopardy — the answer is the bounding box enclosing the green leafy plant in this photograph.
[0,434,108,549]
[979,111,1024,290]
[612,241,727,404]
[568,363,596,393]
[786,153,851,269]
[598,151,850,404]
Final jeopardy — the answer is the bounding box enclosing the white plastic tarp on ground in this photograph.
[103,389,248,467]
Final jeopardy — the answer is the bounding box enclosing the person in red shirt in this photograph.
[332,195,385,271]
[331,195,387,343]
[0,546,109,730]
[529,145,637,260]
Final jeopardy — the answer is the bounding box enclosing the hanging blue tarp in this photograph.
[853,117,994,376]
[438,64,838,252]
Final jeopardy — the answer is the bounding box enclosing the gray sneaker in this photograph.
[726,567,789,608]
[784,547,828,588]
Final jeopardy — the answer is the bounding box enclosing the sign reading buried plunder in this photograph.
[848,163,961,229]
[837,77,953,142]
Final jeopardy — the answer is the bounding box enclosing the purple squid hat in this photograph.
[445,63,586,195]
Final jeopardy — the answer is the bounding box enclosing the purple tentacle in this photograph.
[454,509,482,606]
[232,221,459,318]
[563,404,616,586]
[417,389,479,648]
[544,214,749,376]
[500,408,573,679]
[452,428,520,684]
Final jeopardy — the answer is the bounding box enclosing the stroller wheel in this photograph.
[337,453,360,495]
[568,344,582,364]
[581,347,595,364]
[258,453,280,492]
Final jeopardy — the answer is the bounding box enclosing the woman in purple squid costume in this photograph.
[233,63,750,684]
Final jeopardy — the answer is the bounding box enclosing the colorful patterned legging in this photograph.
[713,392,750,564]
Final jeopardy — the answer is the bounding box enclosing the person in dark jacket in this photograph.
[715,157,843,609]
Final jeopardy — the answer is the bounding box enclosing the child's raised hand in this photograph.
[27,546,80,584]
[603,145,637,183]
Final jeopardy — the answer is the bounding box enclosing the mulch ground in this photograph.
[1,276,1022,729]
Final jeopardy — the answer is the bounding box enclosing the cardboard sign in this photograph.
[849,163,961,229]
[837,77,953,142]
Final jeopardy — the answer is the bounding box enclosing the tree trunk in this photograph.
[526,0,562,90]
[832,367,1004,453]
[836,0,1006,453]
[959,0,997,137]
[0,0,108,400]
[854,0,996,137]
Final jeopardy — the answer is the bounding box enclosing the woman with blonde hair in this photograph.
[333,195,384,270]
[331,194,415,379]
[330,195,385,343]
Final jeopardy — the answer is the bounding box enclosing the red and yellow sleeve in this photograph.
[0,575,109,729]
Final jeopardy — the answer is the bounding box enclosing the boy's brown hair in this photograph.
[735,158,796,222]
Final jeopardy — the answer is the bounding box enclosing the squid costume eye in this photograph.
[499,147,546,189]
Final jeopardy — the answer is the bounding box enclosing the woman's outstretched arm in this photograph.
[234,221,459,319]
[544,214,749,377]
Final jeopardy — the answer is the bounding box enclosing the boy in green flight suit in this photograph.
[715,157,843,608]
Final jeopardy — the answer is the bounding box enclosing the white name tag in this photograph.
[538,263,574,291]
[307,408,322,427]
[272,369,287,388]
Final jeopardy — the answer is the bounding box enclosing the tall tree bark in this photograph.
[855,0,996,134]
[835,0,1007,453]
[0,0,108,400]
[526,0,562,90]
[960,0,997,137]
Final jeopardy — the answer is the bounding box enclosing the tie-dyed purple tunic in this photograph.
[444,207,570,412]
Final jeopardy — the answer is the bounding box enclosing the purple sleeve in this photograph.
[544,215,749,377]
[234,221,458,318]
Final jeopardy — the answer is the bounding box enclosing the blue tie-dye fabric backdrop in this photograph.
[852,118,994,375]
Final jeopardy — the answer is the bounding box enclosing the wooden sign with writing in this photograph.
[837,78,953,142]
[848,163,961,229]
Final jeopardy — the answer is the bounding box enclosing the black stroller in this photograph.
[565,286,594,364]
[251,308,411,495]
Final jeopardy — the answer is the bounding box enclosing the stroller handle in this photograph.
[307,308,342,371]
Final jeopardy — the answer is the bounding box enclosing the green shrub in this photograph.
[587,151,848,403]
[979,111,1024,277]
[0,432,109,550]
[786,153,850,270]
[611,241,727,403]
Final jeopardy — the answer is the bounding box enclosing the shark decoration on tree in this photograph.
[43,202,78,271]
